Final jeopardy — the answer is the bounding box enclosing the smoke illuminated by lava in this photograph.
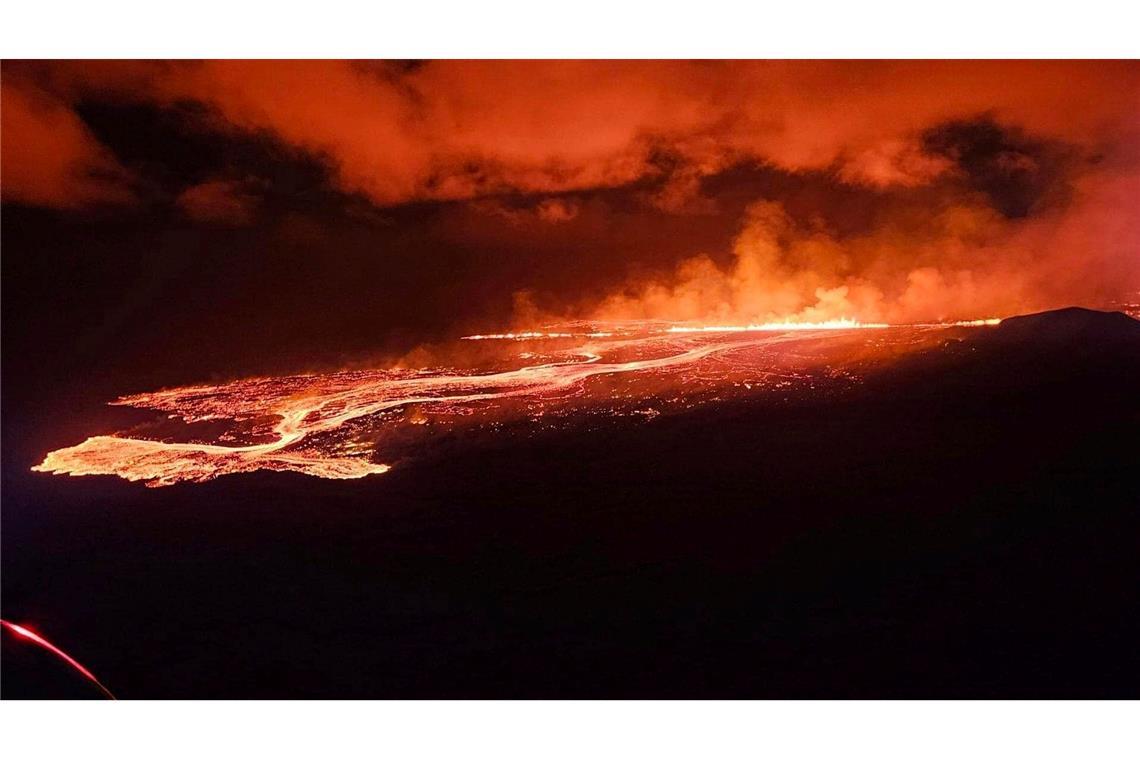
[3,61,1137,391]
[33,320,999,488]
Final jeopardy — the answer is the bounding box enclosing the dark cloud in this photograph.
[923,116,1074,218]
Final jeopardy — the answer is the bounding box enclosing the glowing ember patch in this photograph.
[1,619,116,699]
[946,318,1002,327]
[32,319,1003,488]
[462,331,574,340]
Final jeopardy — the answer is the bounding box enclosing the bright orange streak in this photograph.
[666,318,891,333]
[1,619,116,699]
[462,331,575,340]
[461,331,614,340]
[944,318,1002,327]
[461,320,895,340]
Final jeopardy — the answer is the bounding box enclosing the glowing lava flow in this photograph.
[943,318,1002,327]
[665,318,890,333]
[461,330,614,340]
[32,319,1001,488]
[459,319,891,340]
[1,619,116,699]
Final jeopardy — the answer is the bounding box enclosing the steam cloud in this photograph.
[3,60,1138,326]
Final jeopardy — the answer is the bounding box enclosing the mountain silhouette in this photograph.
[986,306,1140,348]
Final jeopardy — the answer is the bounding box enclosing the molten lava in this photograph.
[665,318,890,333]
[32,319,1000,488]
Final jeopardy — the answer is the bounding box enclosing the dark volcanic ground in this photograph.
[3,308,1138,698]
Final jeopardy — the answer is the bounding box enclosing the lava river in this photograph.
[31,320,997,487]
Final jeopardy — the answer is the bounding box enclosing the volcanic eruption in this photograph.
[4,60,1139,701]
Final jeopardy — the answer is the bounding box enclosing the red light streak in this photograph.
[1,619,116,699]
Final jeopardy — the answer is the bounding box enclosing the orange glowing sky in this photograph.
[2,60,1138,384]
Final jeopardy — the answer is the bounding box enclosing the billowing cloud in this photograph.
[1,79,135,208]
[7,60,1137,208]
[3,60,1137,327]
[584,126,1140,326]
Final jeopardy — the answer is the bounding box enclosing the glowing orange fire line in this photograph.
[666,318,891,333]
[1,619,116,699]
[461,318,1000,340]
[461,330,615,340]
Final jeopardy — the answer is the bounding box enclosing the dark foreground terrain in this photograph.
[3,307,1138,697]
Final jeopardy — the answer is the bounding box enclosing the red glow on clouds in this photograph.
[2,61,1137,327]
